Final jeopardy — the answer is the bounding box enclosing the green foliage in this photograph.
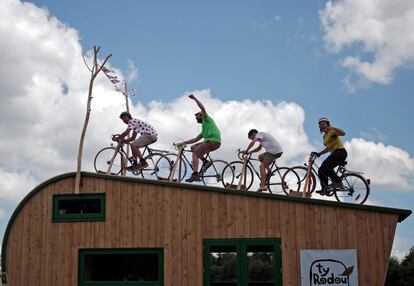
[385,247,414,286]
[210,253,237,282]
[210,252,276,283]
[248,252,275,281]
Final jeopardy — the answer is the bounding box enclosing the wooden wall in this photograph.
[4,174,400,286]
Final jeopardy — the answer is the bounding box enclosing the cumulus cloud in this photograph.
[0,169,38,203]
[0,0,128,196]
[0,1,312,203]
[320,0,414,90]
[139,91,312,164]
[345,138,414,191]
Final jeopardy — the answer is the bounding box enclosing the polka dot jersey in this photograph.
[127,119,157,136]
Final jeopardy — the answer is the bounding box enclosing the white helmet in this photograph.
[318,117,330,124]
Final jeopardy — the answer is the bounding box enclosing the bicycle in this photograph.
[156,143,234,187]
[222,149,300,194]
[282,152,370,204]
[94,135,171,179]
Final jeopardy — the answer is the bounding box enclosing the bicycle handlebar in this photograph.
[307,152,318,164]
[236,148,252,161]
[173,142,187,151]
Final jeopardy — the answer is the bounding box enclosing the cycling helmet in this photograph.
[119,111,132,119]
[318,117,330,124]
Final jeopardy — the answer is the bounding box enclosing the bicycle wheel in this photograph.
[334,173,370,204]
[134,153,163,180]
[281,166,317,195]
[94,147,124,175]
[153,154,172,180]
[267,167,299,195]
[154,153,187,181]
[222,161,254,190]
[201,160,234,187]
[159,153,187,182]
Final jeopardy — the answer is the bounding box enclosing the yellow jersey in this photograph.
[323,129,344,152]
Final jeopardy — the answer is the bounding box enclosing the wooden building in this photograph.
[1,172,411,286]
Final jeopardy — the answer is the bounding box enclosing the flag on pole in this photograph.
[101,65,135,96]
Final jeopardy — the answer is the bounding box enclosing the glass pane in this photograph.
[84,253,159,281]
[247,245,275,286]
[210,245,237,286]
[58,198,101,215]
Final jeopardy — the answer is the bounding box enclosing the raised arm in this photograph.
[331,126,346,136]
[189,94,207,117]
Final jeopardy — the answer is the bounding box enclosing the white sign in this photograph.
[300,249,358,286]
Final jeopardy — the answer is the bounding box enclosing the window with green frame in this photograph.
[203,238,282,286]
[78,248,164,286]
[52,193,105,222]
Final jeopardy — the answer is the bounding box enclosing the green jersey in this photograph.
[200,115,221,143]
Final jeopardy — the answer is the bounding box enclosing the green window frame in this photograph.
[78,248,164,286]
[52,193,106,222]
[203,238,282,286]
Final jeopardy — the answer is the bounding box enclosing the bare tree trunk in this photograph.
[121,82,130,176]
[75,46,112,193]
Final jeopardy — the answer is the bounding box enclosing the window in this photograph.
[52,193,105,222]
[78,248,163,286]
[203,238,282,286]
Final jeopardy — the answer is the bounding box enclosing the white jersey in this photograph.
[256,132,283,155]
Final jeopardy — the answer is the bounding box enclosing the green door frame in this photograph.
[203,238,282,286]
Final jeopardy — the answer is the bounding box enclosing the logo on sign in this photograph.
[309,259,354,286]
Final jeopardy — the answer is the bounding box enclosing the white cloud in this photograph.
[136,92,312,165]
[0,169,38,203]
[392,235,411,260]
[320,0,414,90]
[0,1,312,203]
[345,138,414,191]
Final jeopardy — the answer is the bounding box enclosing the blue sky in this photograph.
[0,0,413,259]
[34,0,414,151]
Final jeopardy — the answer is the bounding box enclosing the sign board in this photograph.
[300,249,358,286]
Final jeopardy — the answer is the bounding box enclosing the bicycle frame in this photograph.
[177,148,214,174]
[304,154,369,195]
[167,144,223,183]
[106,141,168,175]
[237,150,278,182]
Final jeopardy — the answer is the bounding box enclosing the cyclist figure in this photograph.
[178,94,221,182]
[313,117,347,194]
[244,129,283,192]
[112,111,158,171]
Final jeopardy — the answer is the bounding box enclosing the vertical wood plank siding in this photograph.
[4,175,402,285]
